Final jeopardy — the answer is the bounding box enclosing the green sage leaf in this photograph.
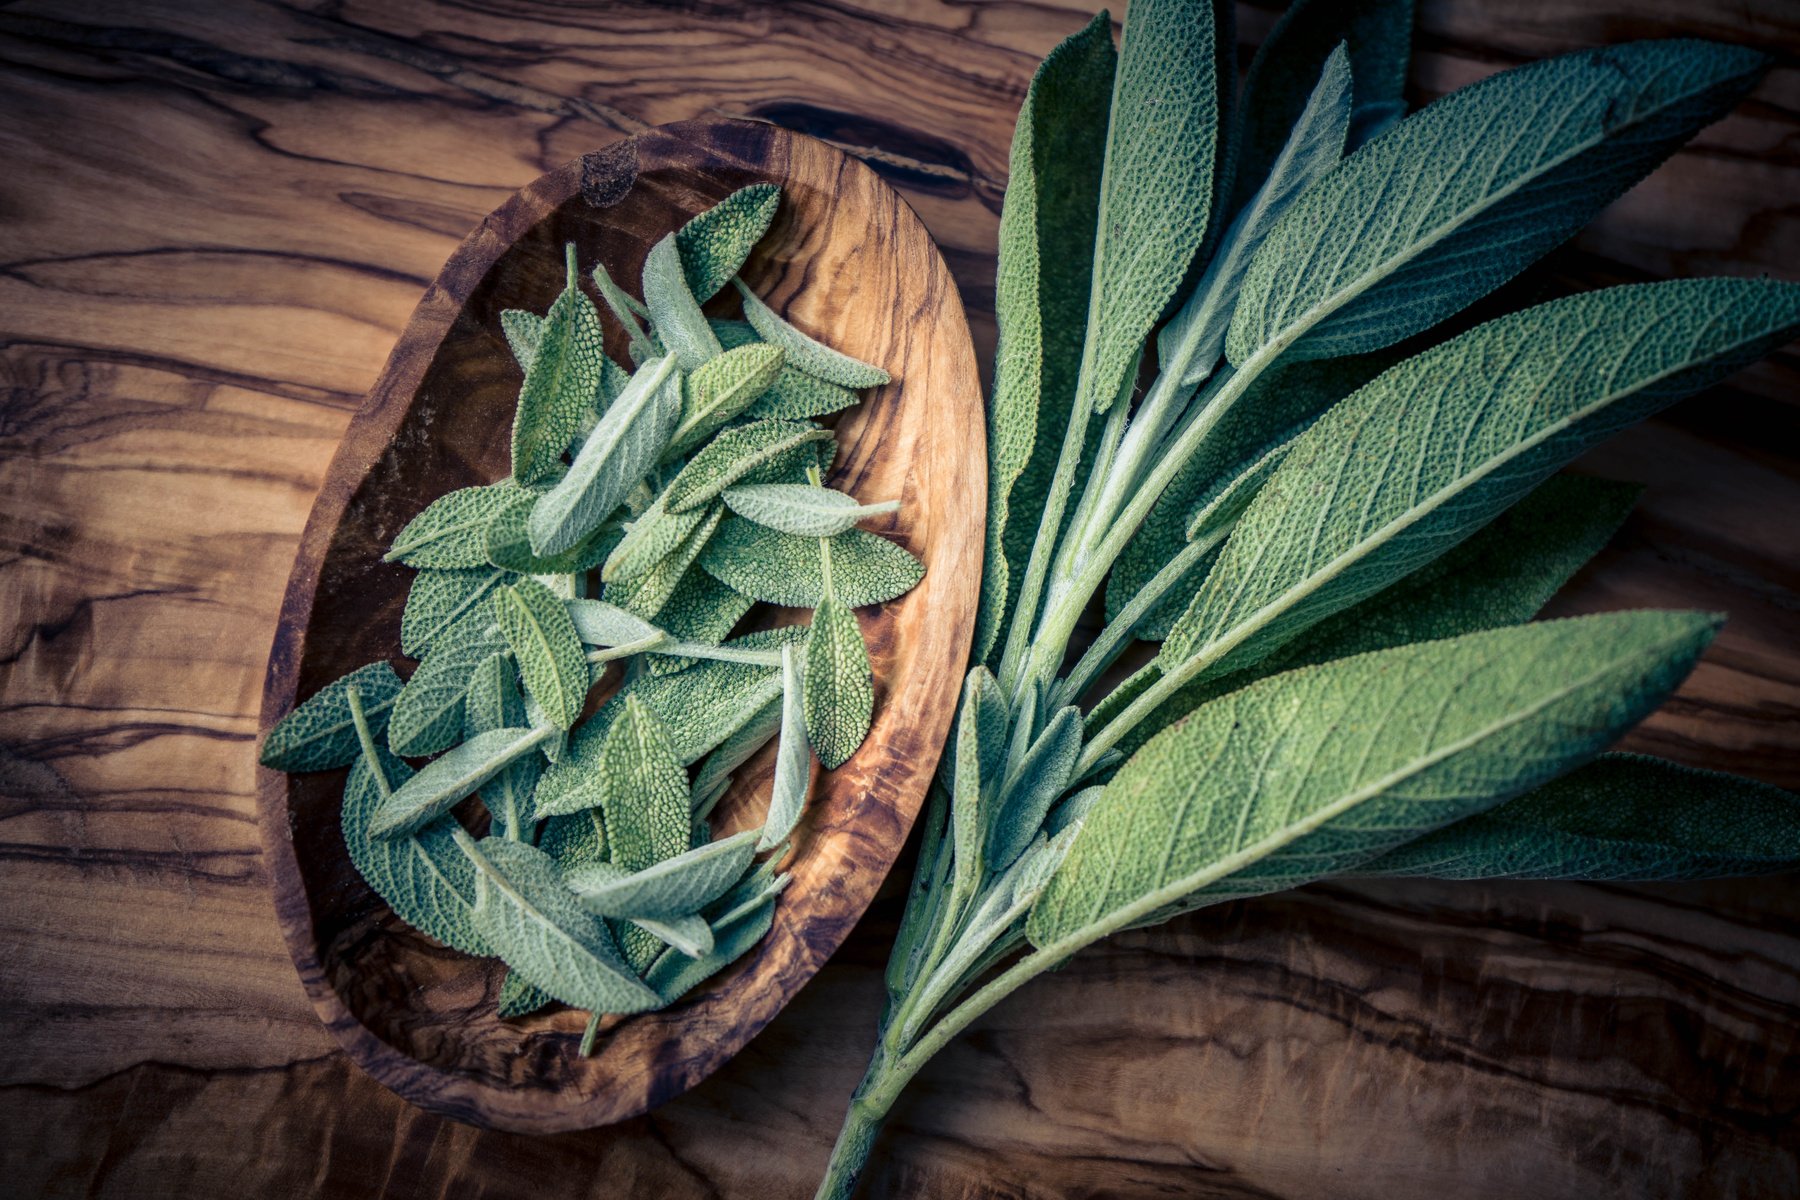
[803,549,874,770]
[565,829,760,919]
[512,245,609,485]
[733,279,890,388]
[529,355,681,556]
[642,888,780,1002]
[1226,40,1768,365]
[464,835,662,1013]
[384,483,524,569]
[700,517,924,609]
[602,490,711,584]
[642,234,722,371]
[462,652,541,841]
[261,661,402,772]
[400,567,511,659]
[663,419,833,514]
[370,725,553,840]
[484,491,616,575]
[1357,753,1800,881]
[678,183,781,302]
[607,504,724,622]
[500,308,544,371]
[722,483,898,538]
[760,643,812,850]
[493,578,589,730]
[986,705,1082,871]
[388,608,508,757]
[1031,611,1721,949]
[669,342,787,456]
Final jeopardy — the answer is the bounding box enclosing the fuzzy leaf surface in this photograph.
[700,518,923,608]
[261,661,402,772]
[734,279,890,387]
[677,183,780,302]
[511,254,608,485]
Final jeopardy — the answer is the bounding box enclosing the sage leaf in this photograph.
[677,183,780,302]
[597,697,694,870]
[602,490,711,584]
[388,608,507,757]
[384,483,524,569]
[484,490,616,575]
[1357,753,1800,881]
[642,234,722,371]
[591,260,660,364]
[493,578,589,731]
[1161,279,1800,688]
[607,504,724,622]
[629,913,713,959]
[647,566,755,674]
[1115,472,1642,760]
[370,725,553,840]
[631,638,789,763]
[760,644,812,850]
[500,308,544,370]
[528,355,680,556]
[669,342,787,456]
[565,597,663,649]
[463,652,541,841]
[643,888,780,1003]
[700,518,924,609]
[977,12,1115,664]
[691,694,781,804]
[512,245,609,485]
[566,829,760,919]
[341,699,492,957]
[1229,0,1413,213]
[1226,40,1768,365]
[803,551,874,769]
[538,806,607,868]
[712,317,862,421]
[497,971,552,1019]
[400,567,511,659]
[723,482,899,538]
[663,419,833,514]
[261,661,402,772]
[1031,610,1721,950]
[1078,0,1222,414]
[463,835,662,1013]
[733,278,890,388]
[986,705,1082,871]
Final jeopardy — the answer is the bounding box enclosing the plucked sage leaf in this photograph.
[1226,40,1768,365]
[628,913,713,959]
[1078,0,1221,415]
[986,705,1082,871]
[711,318,862,421]
[529,355,681,556]
[591,260,660,364]
[733,279,891,388]
[602,490,710,584]
[565,597,663,649]
[1113,473,1642,760]
[261,661,402,772]
[663,419,833,514]
[537,806,607,868]
[977,12,1115,665]
[677,183,780,302]
[484,490,616,575]
[384,483,525,569]
[668,342,788,456]
[493,578,590,730]
[463,835,662,1013]
[400,567,511,659]
[642,234,723,371]
[512,245,609,485]
[1161,279,1800,688]
[566,829,760,919]
[803,549,874,770]
[1357,753,1800,881]
[723,482,899,538]
[607,504,724,621]
[1229,0,1413,213]
[647,566,755,674]
[642,889,780,1003]
[500,308,543,370]
[761,643,812,850]
[597,697,693,870]
[341,696,492,957]
[497,971,552,1019]
[370,725,553,840]
[462,652,541,841]
[1031,610,1721,949]
[632,638,790,763]
[700,518,924,609]
[387,608,507,757]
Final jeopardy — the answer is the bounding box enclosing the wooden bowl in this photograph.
[255,118,983,1132]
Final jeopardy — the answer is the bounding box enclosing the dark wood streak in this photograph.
[1,1,1797,1197]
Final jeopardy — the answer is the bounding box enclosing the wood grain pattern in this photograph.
[1,1,1796,1196]
[258,117,983,1132]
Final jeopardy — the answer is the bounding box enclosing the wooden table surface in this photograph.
[2,2,1796,1197]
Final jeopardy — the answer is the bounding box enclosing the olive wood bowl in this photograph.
[256,117,984,1133]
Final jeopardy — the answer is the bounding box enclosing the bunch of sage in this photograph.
[812,1,1800,1195]
[261,184,924,1051]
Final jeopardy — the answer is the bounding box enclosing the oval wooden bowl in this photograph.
[256,118,984,1133]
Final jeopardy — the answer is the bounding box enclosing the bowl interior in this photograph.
[260,120,982,1131]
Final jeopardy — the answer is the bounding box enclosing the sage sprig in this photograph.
[260,183,923,1054]
[812,4,1800,1196]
